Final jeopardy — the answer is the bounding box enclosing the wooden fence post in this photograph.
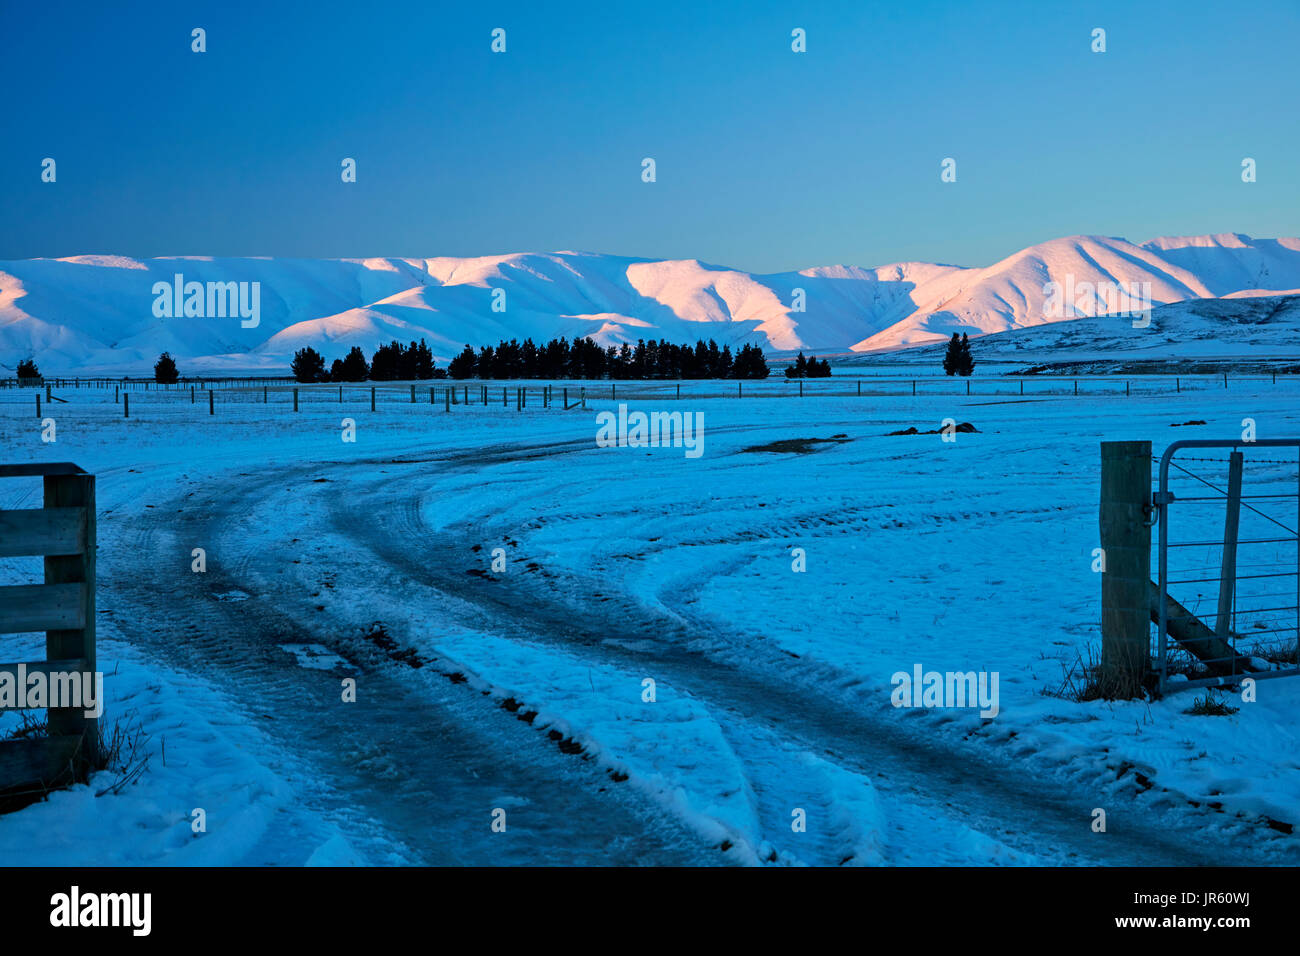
[293,388,299,413]
[1215,451,1244,638]
[1099,440,1152,693]
[209,390,214,416]
[124,394,129,418]
[371,387,376,412]
[44,470,97,765]
[0,465,99,788]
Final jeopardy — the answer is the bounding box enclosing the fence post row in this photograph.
[0,463,98,793]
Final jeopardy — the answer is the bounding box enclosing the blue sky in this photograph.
[3,0,1297,272]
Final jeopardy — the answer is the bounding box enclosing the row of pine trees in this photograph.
[446,337,771,380]
[18,335,978,385]
[784,353,832,378]
[292,336,773,383]
[289,341,437,383]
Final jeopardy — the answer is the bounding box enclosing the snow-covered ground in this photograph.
[1,374,1297,865]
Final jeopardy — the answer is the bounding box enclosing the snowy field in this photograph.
[1,374,1298,866]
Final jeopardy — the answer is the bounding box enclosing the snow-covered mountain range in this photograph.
[2,233,1298,373]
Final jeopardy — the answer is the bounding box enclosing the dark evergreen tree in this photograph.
[732,344,769,379]
[16,358,41,384]
[291,346,326,383]
[410,339,436,379]
[154,352,180,384]
[957,333,975,376]
[369,341,404,380]
[337,346,370,382]
[522,339,540,378]
[448,345,477,379]
[942,332,962,376]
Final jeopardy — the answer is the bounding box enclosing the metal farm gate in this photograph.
[1154,439,1300,694]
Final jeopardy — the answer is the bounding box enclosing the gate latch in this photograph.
[1145,490,1175,527]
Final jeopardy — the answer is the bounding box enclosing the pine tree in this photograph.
[369,341,405,381]
[16,358,41,384]
[154,352,180,384]
[942,333,962,376]
[291,346,326,383]
[448,345,477,379]
[338,346,370,382]
[411,339,435,379]
[957,333,975,376]
[718,344,733,379]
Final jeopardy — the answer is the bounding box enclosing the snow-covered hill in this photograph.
[2,234,1297,373]
[885,293,1300,371]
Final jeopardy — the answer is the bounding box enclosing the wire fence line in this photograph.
[2,371,1298,407]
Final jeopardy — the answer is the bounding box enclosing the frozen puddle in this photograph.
[212,589,251,602]
[279,643,354,672]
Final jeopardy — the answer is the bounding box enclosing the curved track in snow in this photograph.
[98,429,1300,866]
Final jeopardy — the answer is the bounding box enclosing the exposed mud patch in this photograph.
[741,434,851,455]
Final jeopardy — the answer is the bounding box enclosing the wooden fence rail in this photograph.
[0,463,98,796]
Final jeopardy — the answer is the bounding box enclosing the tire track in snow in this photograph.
[97,462,722,866]
[321,437,1299,867]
